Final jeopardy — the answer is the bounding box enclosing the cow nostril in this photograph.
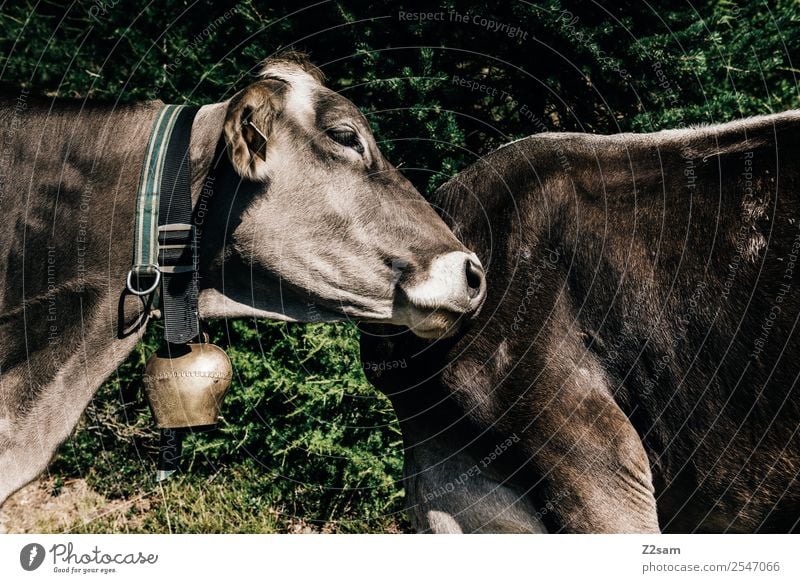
[465,258,484,299]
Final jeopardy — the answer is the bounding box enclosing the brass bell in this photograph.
[143,342,233,429]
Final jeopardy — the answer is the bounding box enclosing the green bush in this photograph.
[50,320,405,532]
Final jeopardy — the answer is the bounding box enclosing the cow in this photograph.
[361,111,800,533]
[0,53,487,507]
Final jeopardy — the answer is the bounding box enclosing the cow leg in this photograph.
[401,424,547,533]
[0,294,144,506]
[398,369,660,532]
[514,365,661,533]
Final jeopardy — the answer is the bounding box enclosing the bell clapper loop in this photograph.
[197,327,210,344]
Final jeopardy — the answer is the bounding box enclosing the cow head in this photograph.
[197,54,486,339]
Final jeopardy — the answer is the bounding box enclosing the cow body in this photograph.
[0,97,161,503]
[361,111,800,533]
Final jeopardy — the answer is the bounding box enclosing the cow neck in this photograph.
[128,104,202,345]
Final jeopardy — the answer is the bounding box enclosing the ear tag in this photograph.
[243,119,269,161]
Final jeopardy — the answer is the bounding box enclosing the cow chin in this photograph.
[401,307,463,340]
[199,286,467,340]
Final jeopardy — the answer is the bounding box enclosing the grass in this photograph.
[22,321,409,534]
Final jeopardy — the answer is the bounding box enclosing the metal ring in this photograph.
[126,266,161,296]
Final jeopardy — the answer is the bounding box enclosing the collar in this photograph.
[127,104,202,344]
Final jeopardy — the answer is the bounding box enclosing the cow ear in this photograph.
[223,81,282,181]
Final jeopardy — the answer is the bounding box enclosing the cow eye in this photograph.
[327,129,364,154]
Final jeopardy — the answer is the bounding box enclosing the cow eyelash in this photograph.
[327,128,364,155]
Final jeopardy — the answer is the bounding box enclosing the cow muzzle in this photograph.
[400,251,487,339]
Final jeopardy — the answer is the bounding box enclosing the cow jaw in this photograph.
[197,286,391,324]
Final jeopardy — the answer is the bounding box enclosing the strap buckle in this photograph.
[158,223,196,274]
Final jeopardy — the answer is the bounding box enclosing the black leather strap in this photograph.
[157,106,201,344]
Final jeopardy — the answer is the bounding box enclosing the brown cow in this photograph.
[0,54,486,506]
[362,112,800,533]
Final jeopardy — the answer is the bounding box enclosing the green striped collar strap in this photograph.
[127,104,186,295]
